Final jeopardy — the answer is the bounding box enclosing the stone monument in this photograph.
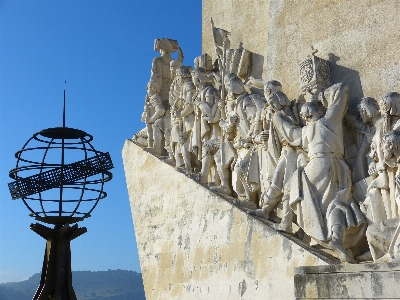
[124,1,400,298]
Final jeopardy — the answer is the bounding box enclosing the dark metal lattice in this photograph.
[8,152,113,200]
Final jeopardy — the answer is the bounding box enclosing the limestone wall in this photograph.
[202,0,400,106]
[123,141,329,300]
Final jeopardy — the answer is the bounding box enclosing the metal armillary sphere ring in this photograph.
[8,85,113,300]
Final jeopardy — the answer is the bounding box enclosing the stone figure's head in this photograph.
[267,91,291,113]
[382,130,400,160]
[379,92,400,117]
[154,38,178,54]
[379,92,400,133]
[176,66,192,80]
[191,67,210,87]
[300,101,325,124]
[225,74,248,97]
[264,80,282,98]
[194,54,213,72]
[170,59,182,80]
[358,97,380,124]
[241,95,266,125]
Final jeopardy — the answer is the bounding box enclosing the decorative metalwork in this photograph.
[8,126,113,222]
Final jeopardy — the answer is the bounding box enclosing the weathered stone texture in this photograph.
[123,141,328,300]
[203,0,400,107]
[294,262,400,299]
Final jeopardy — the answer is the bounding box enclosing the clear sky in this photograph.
[0,0,202,283]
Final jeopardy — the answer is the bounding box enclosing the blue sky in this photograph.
[0,0,202,283]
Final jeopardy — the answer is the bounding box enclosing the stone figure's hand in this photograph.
[254,131,269,143]
[244,76,256,88]
[219,118,227,129]
[304,88,319,102]
[229,115,238,124]
[243,142,251,149]
[368,165,378,177]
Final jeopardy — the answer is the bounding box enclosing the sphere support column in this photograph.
[30,223,87,300]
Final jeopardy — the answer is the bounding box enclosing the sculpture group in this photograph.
[132,25,400,264]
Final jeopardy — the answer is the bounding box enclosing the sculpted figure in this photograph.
[364,130,400,262]
[342,98,378,184]
[230,79,266,207]
[191,67,221,184]
[172,66,196,173]
[377,92,400,219]
[248,81,306,233]
[209,74,262,203]
[290,83,366,263]
[365,217,400,262]
[354,97,391,226]
[143,39,181,156]
[167,60,184,166]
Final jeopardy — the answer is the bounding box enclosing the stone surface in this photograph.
[294,262,400,299]
[123,140,331,300]
[202,0,400,106]
[126,1,400,298]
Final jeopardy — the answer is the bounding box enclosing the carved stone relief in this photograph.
[131,28,400,264]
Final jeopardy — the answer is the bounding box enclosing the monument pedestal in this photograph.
[294,262,400,299]
[123,141,337,299]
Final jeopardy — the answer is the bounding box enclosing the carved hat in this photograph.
[154,38,179,53]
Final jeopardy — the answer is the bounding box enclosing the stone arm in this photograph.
[198,102,212,117]
[245,76,266,90]
[220,115,237,141]
[177,83,195,118]
[149,57,163,93]
[272,111,302,147]
[177,47,184,64]
[367,149,378,177]
[203,102,221,124]
[198,88,220,117]
[180,104,194,118]
[324,83,349,124]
